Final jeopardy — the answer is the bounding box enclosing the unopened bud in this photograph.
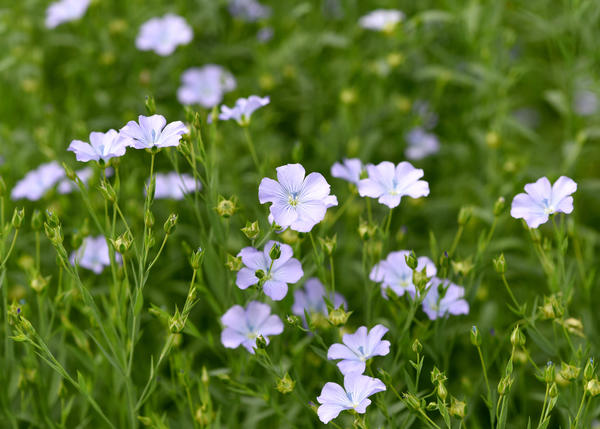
[510,325,526,347]
[31,210,43,230]
[190,247,204,270]
[358,219,376,240]
[549,382,558,398]
[458,206,472,226]
[62,162,76,181]
[111,232,133,254]
[163,213,178,234]
[319,235,337,256]
[584,358,595,381]
[411,339,422,354]
[470,326,481,346]
[544,361,555,384]
[450,397,466,418]
[144,211,154,228]
[31,274,50,293]
[493,254,506,274]
[402,392,421,410]
[437,383,448,401]
[494,197,506,216]
[225,254,242,271]
[405,250,418,270]
[559,363,580,381]
[586,379,600,396]
[11,207,24,229]
[269,243,281,260]
[286,315,301,327]
[255,269,266,279]
[98,180,116,202]
[215,196,237,218]
[145,95,156,115]
[255,335,267,349]
[498,376,513,395]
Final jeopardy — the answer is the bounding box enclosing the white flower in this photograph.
[136,14,193,56]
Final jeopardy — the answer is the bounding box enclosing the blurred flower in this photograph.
[358,161,429,208]
[412,100,438,130]
[327,324,391,375]
[574,89,598,116]
[70,236,120,274]
[220,301,283,353]
[68,129,131,163]
[135,14,192,56]
[120,115,188,150]
[510,176,577,228]
[359,9,404,32]
[370,250,436,299]
[177,65,236,108]
[331,158,363,185]
[259,163,338,232]
[236,241,303,301]
[218,95,270,126]
[150,172,201,200]
[292,278,346,322]
[317,373,386,423]
[11,162,65,201]
[257,27,274,42]
[422,278,469,320]
[405,127,440,161]
[57,167,92,194]
[228,0,271,22]
[45,0,90,29]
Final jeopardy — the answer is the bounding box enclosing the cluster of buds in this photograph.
[539,294,565,320]
[431,367,448,402]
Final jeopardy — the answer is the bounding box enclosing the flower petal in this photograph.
[263,280,288,301]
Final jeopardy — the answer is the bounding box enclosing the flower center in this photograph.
[542,198,555,215]
[288,191,300,207]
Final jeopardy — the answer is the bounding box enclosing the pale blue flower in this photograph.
[292,278,346,321]
[221,301,283,353]
[236,241,303,301]
[259,164,338,232]
[70,236,120,274]
[422,278,469,320]
[327,325,390,375]
[510,176,577,228]
[405,127,440,160]
[136,14,193,56]
[218,96,270,125]
[11,162,65,201]
[358,161,429,208]
[120,115,188,150]
[45,0,90,29]
[228,0,271,22]
[370,250,436,298]
[331,158,363,185]
[359,9,404,32]
[317,373,386,423]
[150,172,200,200]
[177,65,236,108]
[68,129,131,163]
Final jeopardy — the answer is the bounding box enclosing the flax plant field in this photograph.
[2,0,600,428]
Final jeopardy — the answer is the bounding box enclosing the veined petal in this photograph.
[270,202,298,228]
[551,176,577,206]
[276,164,305,194]
[68,140,99,162]
[358,178,385,198]
[271,258,303,284]
[328,343,357,361]
[258,177,286,203]
[524,177,551,203]
[263,280,288,301]
[337,359,366,375]
[366,324,389,354]
[157,120,188,148]
[300,172,330,201]
[245,301,271,327]
[378,193,401,208]
[221,328,246,349]
[258,314,284,336]
[238,246,267,270]
[236,267,258,289]
[317,382,351,406]
[317,404,346,424]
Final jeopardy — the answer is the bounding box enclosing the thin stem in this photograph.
[242,127,261,174]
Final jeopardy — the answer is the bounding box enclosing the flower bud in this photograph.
[584,358,595,381]
[544,361,555,384]
[471,326,482,346]
[276,373,295,394]
[169,308,185,333]
[141,209,153,228]
[328,307,351,326]
[319,235,337,256]
[559,362,580,381]
[431,367,447,384]
[98,180,116,202]
[450,397,466,418]
[458,206,472,226]
[286,315,301,327]
[30,210,43,231]
[255,269,266,279]
[225,254,242,271]
[189,247,204,270]
[494,197,506,216]
[269,243,281,260]
[564,318,584,337]
[402,392,421,410]
[62,162,76,182]
[145,95,156,115]
[358,219,376,241]
[437,383,448,401]
[255,335,267,349]
[586,379,600,396]
[31,273,50,293]
[241,221,260,240]
[497,375,513,395]
[510,325,526,347]
[111,232,133,254]
[411,339,422,354]
[493,254,506,274]
[11,207,24,229]
[405,250,418,270]
[215,196,237,218]
[548,382,558,398]
[163,213,178,235]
